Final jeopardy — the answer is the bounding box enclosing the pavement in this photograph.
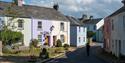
[45,42,108,63]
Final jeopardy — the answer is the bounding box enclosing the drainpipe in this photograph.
[31,16,33,40]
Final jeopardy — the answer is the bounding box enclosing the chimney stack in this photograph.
[122,0,125,6]
[53,4,59,11]
[18,0,24,6]
[13,0,24,6]
[82,14,87,20]
[89,16,93,20]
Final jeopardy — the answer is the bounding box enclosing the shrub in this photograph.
[56,39,62,47]
[39,48,49,59]
[0,30,23,45]
[87,31,96,38]
[63,44,69,48]
[63,44,69,50]
[3,45,13,53]
[30,39,39,48]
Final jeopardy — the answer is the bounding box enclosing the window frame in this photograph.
[38,35,42,42]
[60,35,65,43]
[18,19,24,30]
[83,37,85,42]
[79,26,81,32]
[112,19,114,31]
[123,16,125,30]
[79,37,81,43]
[93,25,96,30]
[60,22,64,31]
[37,21,42,30]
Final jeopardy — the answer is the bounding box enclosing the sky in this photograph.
[0,0,123,18]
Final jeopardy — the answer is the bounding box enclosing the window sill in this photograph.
[18,28,24,30]
[37,28,42,31]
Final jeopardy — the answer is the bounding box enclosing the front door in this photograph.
[53,36,57,46]
[45,36,50,46]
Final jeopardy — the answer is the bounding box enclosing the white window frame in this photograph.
[79,37,81,43]
[38,21,42,30]
[60,22,64,31]
[79,27,81,32]
[38,35,42,42]
[83,37,85,42]
[60,35,65,43]
[18,19,24,30]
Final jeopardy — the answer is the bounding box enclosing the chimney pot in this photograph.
[122,0,125,6]
[18,0,23,6]
[13,0,24,6]
[53,4,59,11]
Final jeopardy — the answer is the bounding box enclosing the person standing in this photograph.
[86,43,90,56]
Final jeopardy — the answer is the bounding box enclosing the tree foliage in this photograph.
[87,31,96,38]
[0,30,23,45]
[0,0,23,46]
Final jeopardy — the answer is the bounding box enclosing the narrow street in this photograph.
[46,43,107,63]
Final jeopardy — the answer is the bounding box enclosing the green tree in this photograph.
[87,31,95,43]
[0,30,23,45]
[0,1,22,45]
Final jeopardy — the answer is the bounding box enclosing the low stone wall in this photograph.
[0,41,2,56]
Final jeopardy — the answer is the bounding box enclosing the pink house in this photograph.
[104,17,111,52]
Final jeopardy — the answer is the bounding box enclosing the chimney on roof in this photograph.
[53,4,59,11]
[89,16,93,20]
[122,0,125,6]
[13,0,24,6]
[82,14,87,20]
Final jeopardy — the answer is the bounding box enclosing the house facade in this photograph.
[80,18,104,42]
[104,0,125,57]
[0,1,70,47]
[32,19,70,47]
[67,16,87,47]
[104,17,111,52]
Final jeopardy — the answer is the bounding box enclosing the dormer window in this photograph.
[18,19,24,30]
[60,22,64,31]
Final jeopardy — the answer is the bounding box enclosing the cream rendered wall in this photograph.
[51,21,70,46]
[3,17,32,46]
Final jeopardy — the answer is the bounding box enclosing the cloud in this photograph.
[26,0,122,18]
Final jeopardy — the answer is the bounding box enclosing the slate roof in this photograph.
[108,6,125,17]
[66,16,82,26]
[0,1,69,21]
[81,18,102,24]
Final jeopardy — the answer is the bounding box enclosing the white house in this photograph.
[104,0,125,57]
[0,0,70,47]
[67,16,87,47]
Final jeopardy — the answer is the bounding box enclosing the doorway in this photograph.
[53,36,57,46]
[45,36,50,46]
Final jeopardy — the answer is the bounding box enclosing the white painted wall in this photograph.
[52,20,70,46]
[76,26,87,47]
[111,12,125,57]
